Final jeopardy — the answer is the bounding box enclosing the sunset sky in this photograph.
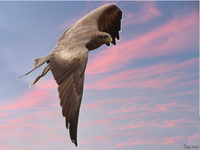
[0,1,199,150]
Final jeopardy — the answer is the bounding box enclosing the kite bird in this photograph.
[19,4,122,146]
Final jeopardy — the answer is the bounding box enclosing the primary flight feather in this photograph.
[19,4,122,146]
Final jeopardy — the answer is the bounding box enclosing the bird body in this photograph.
[19,4,122,146]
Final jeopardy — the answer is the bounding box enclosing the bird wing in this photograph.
[75,4,122,45]
[48,4,122,146]
[97,5,122,45]
[49,46,88,146]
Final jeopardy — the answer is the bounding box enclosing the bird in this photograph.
[19,4,122,146]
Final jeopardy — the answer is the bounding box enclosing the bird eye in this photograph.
[100,35,108,38]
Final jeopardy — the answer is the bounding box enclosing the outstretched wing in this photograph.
[49,47,88,146]
[48,4,122,147]
[97,5,122,45]
[75,4,122,46]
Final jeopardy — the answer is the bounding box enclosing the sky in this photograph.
[0,1,199,150]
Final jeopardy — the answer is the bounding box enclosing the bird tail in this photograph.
[18,54,51,87]
[29,64,50,88]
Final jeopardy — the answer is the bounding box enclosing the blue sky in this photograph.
[0,1,199,150]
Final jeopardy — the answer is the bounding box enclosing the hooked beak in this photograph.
[106,36,112,42]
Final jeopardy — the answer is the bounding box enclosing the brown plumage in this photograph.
[19,4,122,146]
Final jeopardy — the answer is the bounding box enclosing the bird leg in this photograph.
[29,64,50,88]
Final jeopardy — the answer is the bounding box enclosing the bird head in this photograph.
[86,32,112,50]
[98,34,112,43]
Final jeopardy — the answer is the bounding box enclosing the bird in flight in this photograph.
[19,4,122,146]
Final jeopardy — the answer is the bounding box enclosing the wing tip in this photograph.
[65,118,78,146]
[72,139,78,147]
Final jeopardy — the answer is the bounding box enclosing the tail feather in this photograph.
[29,64,50,88]
[33,54,50,68]
[18,54,51,79]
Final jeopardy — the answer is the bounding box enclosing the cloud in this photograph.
[104,101,176,116]
[163,118,185,127]
[98,114,194,131]
[93,130,147,140]
[86,10,198,76]
[163,135,186,144]
[85,58,198,90]
[123,1,161,26]
[188,134,200,144]
[108,133,189,147]
[34,78,57,89]
[82,96,152,118]
[171,89,198,96]
[94,111,153,123]
[83,97,139,108]
[0,87,67,150]
[93,130,190,147]
[156,103,180,111]
[148,118,192,129]
[1,90,47,111]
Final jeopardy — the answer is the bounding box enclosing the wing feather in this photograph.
[74,4,122,46]
[97,5,122,45]
[49,48,88,146]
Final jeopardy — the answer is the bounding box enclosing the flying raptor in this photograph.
[20,4,122,146]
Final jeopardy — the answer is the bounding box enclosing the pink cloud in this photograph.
[123,1,161,25]
[110,134,188,147]
[147,118,197,129]
[163,118,186,127]
[86,10,198,75]
[0,112,7,117]
[93,130,147,140]
[0,109,60,136]
[188,134,200,143]
[156,103,177,111]
[163,135,186,144]
[34,78,57,89]
[136,103,181,112]
[171,89,198,96]
[0,145,27,150]
[117,124,144,130]
[82,97,145,108]
[115,141,142,147]
[0,99,65,150]
[82,97,153,117]
[124,12,133,21]
[0,89,51,111]
[95,112,152,123]
[110,117,190,131]
[80,120,112,129]
[85,58,198,90]
[83,96,168,116]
